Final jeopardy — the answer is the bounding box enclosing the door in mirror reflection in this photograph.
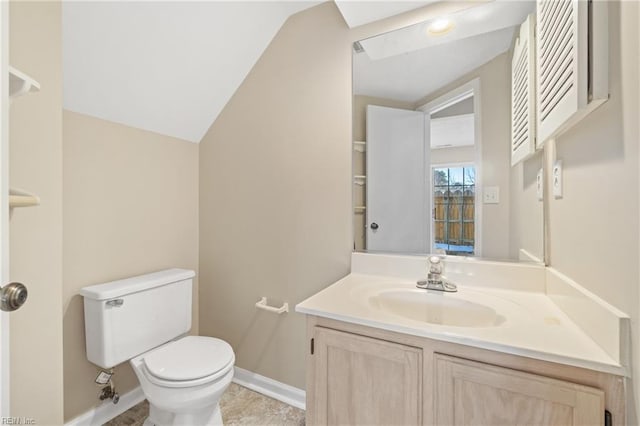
[366,105,428,253]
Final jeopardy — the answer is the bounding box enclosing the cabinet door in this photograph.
[511,13,537,165]
[535,0,608,144]
[435,354,604,425]
[312,327,422,425]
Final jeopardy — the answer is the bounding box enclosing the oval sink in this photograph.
[367,289,507,327]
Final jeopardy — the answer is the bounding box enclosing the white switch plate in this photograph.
[483,186,499,204]
[553,160,563,199]
[536,168,544,201]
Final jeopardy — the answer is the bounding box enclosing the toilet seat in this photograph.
[138,336,235,388]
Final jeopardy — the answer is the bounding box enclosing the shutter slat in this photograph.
[511,14,537,165]
[537,0,608,144]
[538,0,578,128]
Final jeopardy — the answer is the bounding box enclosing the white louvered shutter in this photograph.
[511,14,536,166]
[536,0,608,144]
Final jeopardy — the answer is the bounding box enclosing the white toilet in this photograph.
[80,269,235,426]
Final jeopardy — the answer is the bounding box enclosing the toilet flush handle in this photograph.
[105,299,124,307]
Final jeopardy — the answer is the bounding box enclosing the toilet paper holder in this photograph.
[255,297,289,314]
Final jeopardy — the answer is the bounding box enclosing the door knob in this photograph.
[0,282,28,312]
[370,222,379,230]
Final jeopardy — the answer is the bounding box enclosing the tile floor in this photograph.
[104,383,305,426]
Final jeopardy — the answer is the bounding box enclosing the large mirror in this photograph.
[352,1,544,262]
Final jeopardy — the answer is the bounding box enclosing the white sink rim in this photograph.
[370,289,504,327]
[351,282,528,329]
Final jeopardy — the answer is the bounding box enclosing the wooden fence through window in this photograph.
[433,191,475,248]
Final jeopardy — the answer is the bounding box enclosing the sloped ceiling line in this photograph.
[62,1,318,143]
[62,1,462,144]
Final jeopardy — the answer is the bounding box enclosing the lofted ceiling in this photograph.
[62,1,318,143]
[353,26,517,102]
[333,1,439,28]
[353,1,535,102]
[62,1,529,144]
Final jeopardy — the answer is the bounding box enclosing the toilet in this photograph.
[80,269,234,426]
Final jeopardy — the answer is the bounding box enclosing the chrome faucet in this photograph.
[416,255,457,292]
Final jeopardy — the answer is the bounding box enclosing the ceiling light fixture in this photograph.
[427,18,454,36]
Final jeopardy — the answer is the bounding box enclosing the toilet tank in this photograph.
[80,269,195,369]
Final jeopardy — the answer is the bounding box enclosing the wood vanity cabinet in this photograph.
[311,327,423,425]
[306,317,625,426]
[434,354,603,425]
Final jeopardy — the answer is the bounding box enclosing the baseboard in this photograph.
[64,386,145,426]
[232,367,306,410]
[64,367,305,425]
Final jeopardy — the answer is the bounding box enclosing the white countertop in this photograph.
[296,273,626,376]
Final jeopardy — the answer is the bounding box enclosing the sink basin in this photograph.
[369,290,505,327]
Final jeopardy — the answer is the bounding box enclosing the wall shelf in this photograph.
[8,67,40,210]
[9,188,40,208]
[353,141,366,153]
[354,175,366,186]
[9,66,40,99]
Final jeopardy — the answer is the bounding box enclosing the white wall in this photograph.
[431,146,475,165]
[545,0,639,421]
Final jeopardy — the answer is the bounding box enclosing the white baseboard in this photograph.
[64,386,145,426]
[64,367,305,426]
[233,367,306,410]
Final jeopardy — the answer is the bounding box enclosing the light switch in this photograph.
[553,160,563,199]
[483,186,500,204]
[536,168,544,201]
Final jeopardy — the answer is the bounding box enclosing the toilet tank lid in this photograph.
[79,269,195,301]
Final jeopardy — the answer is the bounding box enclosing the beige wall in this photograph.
[509,152,543,261]
[198,0,483,391]
[62,111,199,421]
[9,1,64,423]
[199,2,352,390]
[544,0,639,421]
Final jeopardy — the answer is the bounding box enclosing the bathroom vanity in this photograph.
[296,254,629,426]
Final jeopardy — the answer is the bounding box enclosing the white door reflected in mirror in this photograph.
[366,105,428,253]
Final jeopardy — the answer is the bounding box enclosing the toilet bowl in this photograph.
[80,269,235,426]
[131,336,235,426]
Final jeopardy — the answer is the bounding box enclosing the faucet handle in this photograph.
[428,255,443,274]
